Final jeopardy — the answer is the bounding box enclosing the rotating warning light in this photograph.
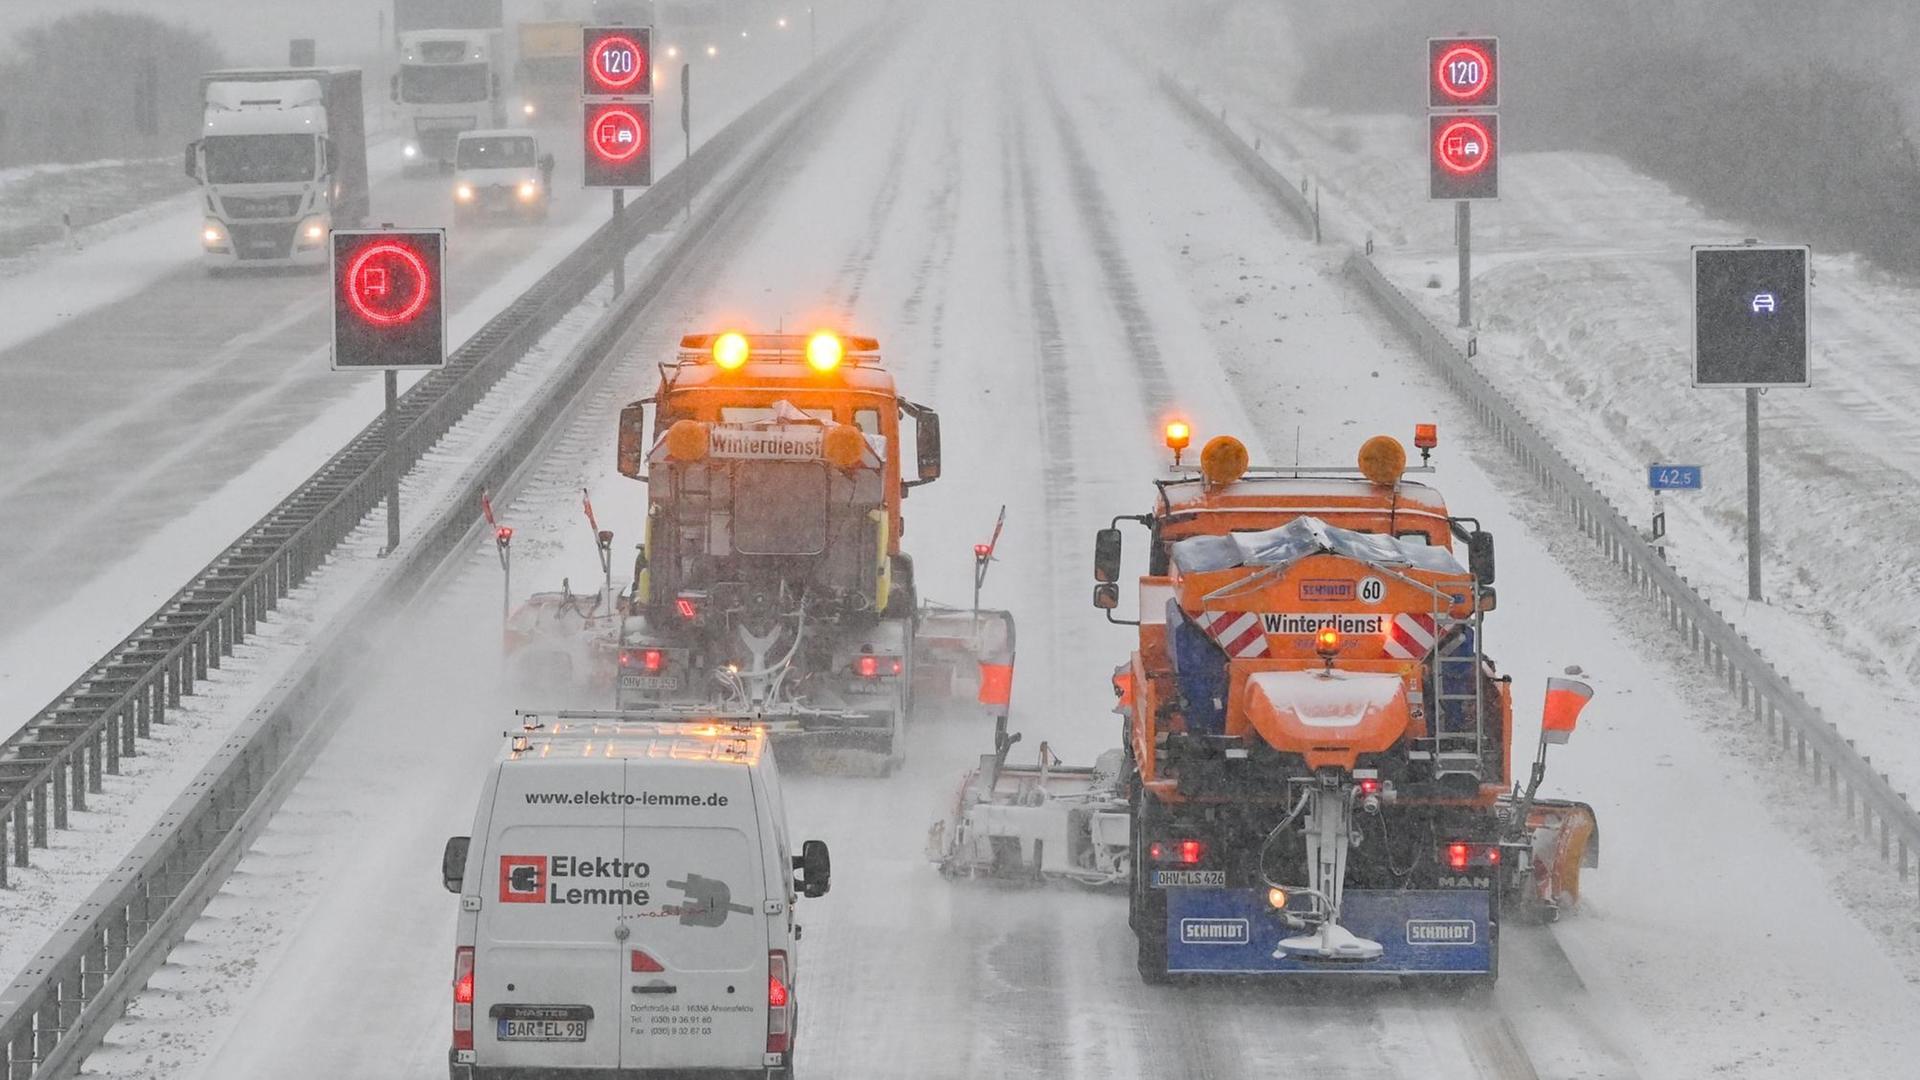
[1429,113,1499,201]
[805,331,844,372]
[1164,420,1191,450]
[583,26,652,96]
[330,229,446,370]
[584,101,653,187]
[1315,627,1342,657]
[712,331,750,369]
[1428,37,1498,109]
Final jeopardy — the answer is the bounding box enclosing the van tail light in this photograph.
[766,950,791,1055]
[631,948,665,973]
[452,946,475,1050]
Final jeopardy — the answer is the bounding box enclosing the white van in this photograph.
[442,714,830,1080]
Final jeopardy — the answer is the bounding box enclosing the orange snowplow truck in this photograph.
[1098,425,1598,984]
[607,332,1012,767]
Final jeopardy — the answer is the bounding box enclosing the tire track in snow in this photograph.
[1022,33,1176,422]
[825,43,960,318]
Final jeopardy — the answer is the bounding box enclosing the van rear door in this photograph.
[475,760,627,1069]
[618,758,768,1071]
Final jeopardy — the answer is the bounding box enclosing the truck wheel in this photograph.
[1129,784,1170,982]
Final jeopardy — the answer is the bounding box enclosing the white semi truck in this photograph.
[394,0,509,172]
[185,68,370,271]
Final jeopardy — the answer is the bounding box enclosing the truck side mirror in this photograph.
[617,401,648,478]
[915,410,941,483]
[1093,583,1119,610]
[539,152,555,173]
[1468,530,1495,586]
[793,839,831,898]
[390,73,400,103]
[442,836,470,893]
[183,141,200,180]
[324,138,338,176]
[1093,527,1123,583]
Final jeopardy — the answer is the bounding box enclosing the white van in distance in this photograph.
[443,713,830,1080]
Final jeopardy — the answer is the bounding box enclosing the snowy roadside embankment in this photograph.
[1137,1,1920,804]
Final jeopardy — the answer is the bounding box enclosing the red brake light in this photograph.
[766,950,791,1055]
[857,654,877,678]
[974,543,991,558]
[675,596,698,619]
[632,949,665,973]
[495,526,513,543]
[890,658,903,675]
[1357,778,1381,797]
[452,946,475,1050]
[1150,839,1206,865]
[1485,846,1501,865]
[643,648,664,673]
[1447,842,1471,871]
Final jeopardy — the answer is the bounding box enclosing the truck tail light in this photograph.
[620,648,666,673]
[452,946,475,1050]
[1443,842,1500,871]
[853,654,904,679]
[1148,838,1206,866]
[766,950,791,1055]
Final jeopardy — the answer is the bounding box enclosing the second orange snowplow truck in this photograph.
[1099,426,1598,983]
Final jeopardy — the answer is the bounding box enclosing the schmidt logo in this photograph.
[1179,918,1250,946]
[1406,919,1477,945]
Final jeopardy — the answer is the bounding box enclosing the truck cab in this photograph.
[187,68,368,270]
[453,129,554,222]
[396,28,507,171]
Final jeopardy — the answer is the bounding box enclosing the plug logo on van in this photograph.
[500,855,548,903]
[499,854,655,905]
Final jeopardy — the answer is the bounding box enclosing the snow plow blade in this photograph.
[914,605,1016,716]
[502,586,620,693]
[927,725,1130,886]
[1501,796,1600,918]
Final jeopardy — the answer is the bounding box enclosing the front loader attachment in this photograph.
[927,722,1131,887]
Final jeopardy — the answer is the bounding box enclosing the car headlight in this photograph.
[517,181,538,201]
[455,183,475,202]
[403,143,419,159]
[201,221,229,248]
[522,102,536,117]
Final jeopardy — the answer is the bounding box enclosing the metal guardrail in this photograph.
[1158,74,1920,902]
[0,53,798,881]
[0,16,897,1077]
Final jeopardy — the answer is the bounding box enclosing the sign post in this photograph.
[1427,37,1499,329]
[583,25,655,295]
[330,227,449,555]
[1646,465,1702,544]
[1691,242,1811,601]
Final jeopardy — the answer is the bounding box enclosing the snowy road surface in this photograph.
[68,3,1920,1079]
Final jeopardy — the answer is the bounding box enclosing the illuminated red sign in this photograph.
[590,105,647,163]
[583,26,651,96]
[1428,114,1498,200]
[344,241,431,326]
[1434,117,1493,175]
[1427,37,1498,109]
[330,229,446,370]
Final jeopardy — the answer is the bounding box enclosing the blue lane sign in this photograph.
[1649,465,1702,490]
